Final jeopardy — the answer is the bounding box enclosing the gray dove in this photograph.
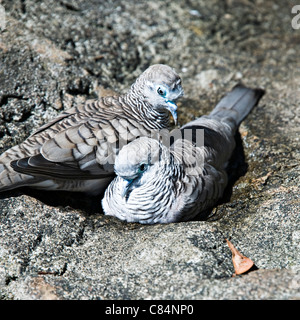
[102,84,265,223]
[0,64,183,194]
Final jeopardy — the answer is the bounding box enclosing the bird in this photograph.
[102,84,265,224]
[0,64,184,194]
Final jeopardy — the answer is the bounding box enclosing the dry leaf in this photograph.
[30,276,60,300]
[226,239,256,276]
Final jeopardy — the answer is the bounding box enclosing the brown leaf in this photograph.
[29,276,60,300]
[226,239,255,276]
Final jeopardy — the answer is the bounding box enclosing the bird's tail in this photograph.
[209,84,265,129]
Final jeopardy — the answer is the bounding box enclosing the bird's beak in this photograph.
[121,178,134,200]
[166,100,178,125]
[166,86,183,125]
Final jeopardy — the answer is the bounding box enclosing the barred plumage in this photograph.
[0,64,183,194]
[102,84,265,223]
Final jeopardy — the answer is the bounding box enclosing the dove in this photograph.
[0,64,183,194]
[102,84,265,223]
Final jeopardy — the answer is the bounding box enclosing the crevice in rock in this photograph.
[37,262,68,276]
[58,262,68,276]
[0,94,28,107]
[16,108,32,122]
[5,275,18,286]
[59,1,81,12]
[20,0,26,14]
[0,94,33,123]
[66,78,91,96]
[32,233,43,252]
[19,232,43,274]
[75,225,85,244]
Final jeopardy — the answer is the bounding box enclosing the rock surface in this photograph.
[0,0,299,300]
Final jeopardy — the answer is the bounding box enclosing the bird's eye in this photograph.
[138,163,147,173]
[157,87,166,96]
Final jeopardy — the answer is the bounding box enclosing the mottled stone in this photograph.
[0,0,299,299]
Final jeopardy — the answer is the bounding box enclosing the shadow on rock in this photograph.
[0,187,104,215]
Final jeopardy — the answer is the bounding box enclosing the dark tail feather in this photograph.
[209,84,265,127]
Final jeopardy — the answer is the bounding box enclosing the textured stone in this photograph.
[0,0,299,300]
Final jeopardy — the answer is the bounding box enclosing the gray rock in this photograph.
[0,0,299,299]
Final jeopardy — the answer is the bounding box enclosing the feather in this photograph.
[0,64,183,193]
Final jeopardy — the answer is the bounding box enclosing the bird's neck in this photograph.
[134,161,179,223]
[121,93,170,130]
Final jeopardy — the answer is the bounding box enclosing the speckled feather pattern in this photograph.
[102,84,265,223]
[0,64,183,193]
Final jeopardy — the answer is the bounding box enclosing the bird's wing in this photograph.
[11,121,114,179]
[30,97,121,137]
[171,138,227,218]
[11,116,150,180]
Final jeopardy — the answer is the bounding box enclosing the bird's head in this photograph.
[114,137,166,200]
[130,64,184,124]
